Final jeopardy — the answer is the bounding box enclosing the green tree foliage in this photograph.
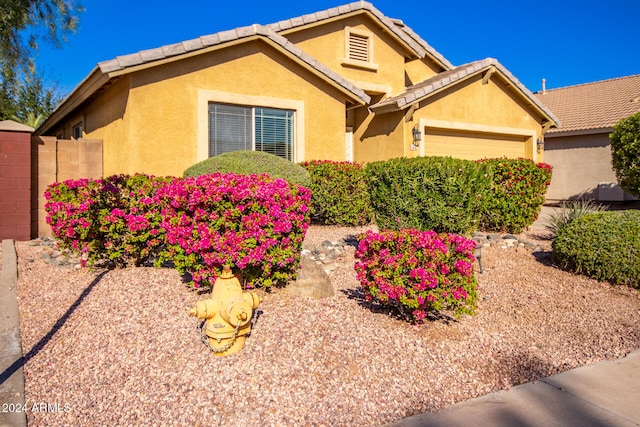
[0,0,81,123]
[0,0,83,74]
[610,111,640,198]
[3,65,62,124]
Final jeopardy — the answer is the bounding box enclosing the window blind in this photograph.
[208,103,294,161]
[208,103,252,156]
[255,108,293,160]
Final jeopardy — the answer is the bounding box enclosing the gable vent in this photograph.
[349,32,370,62]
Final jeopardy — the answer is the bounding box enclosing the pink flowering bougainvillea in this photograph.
[45,172,310,290]
[45,174,171,267]
[354,228,478,322]
[154,173,310,289]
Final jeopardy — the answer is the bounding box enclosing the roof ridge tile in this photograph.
[538,73,640,93]
[372,57,559,126]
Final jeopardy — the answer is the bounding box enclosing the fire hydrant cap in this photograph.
[220,265,234,278]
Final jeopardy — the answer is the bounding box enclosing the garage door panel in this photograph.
[424,129,526,160]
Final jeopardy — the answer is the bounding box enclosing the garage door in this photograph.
[423,128,528,160]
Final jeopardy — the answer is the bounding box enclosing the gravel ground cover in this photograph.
[15,225,640,426]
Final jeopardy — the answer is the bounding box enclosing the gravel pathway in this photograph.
[15,226,640,426]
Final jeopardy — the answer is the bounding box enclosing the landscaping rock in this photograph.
[285,256,334,299]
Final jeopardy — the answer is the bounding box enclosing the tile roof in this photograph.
[267,1,453,70]
[98,24,371,105]
[534,74,640,134]
[370,58,560,125]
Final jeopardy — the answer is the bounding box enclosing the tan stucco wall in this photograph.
[404,57,442,87]
[73,40,350,177]
[283,15,407,97]
[544,133,618,200]
[43,14,550,174]
[412,74,543,162]
[352,105,405,163]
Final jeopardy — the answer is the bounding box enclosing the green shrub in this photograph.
[610,111,640,198]
[183,150,311,188]
[552,211,640,287]
[478,158,553,234]
[545,199,606,237]
[364,156,491,235]
[299,160,372,226]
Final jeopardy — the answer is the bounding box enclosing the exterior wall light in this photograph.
[412,124,422,143]
[537,137,545,153]
[411,124,422,151]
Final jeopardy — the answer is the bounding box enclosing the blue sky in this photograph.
[34,0,640,96]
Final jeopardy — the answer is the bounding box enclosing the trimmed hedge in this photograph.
[364,156,491,235]
[552,210,640,287]
[299,160,372,226]
[156,173,310,289]
[478,158,553,234]
[184,150,311,188]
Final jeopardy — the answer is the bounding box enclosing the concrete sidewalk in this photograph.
[0,239,27,427]
[388,349,640,427]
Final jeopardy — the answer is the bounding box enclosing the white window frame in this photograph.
[342,27,378,71]
[197,90,305,163]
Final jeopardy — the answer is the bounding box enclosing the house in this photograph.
[534,74,640,201]
[36,1,558,179]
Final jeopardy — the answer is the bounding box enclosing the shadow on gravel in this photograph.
[532,249,555,267]
[340,286,457,324]
[341,234,360,248]
[0,271,107,386]
[489,349,563,387]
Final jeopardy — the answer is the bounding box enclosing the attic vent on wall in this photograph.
[349,32,369,62]
[343,27,378,71]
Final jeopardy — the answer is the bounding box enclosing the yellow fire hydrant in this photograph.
[188,265,263,356]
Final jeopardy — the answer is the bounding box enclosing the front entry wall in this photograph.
[85,41,350,177]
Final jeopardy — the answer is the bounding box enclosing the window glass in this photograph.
[208,104,251,156]
[255,107,294,160]
[72,122,83,139]
[208,103,294,161]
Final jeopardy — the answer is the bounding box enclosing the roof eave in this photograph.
[546,127,613,138]
[40,29,370,137]
[102,32,370,105]
[370,71,481,114]
[371,61,561,128]
[270,4,451,70]
[37,67,110,136]
[263,38,370,105]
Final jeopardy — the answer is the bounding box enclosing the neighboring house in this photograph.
[534,74,640,201]
[36,1,558,178]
